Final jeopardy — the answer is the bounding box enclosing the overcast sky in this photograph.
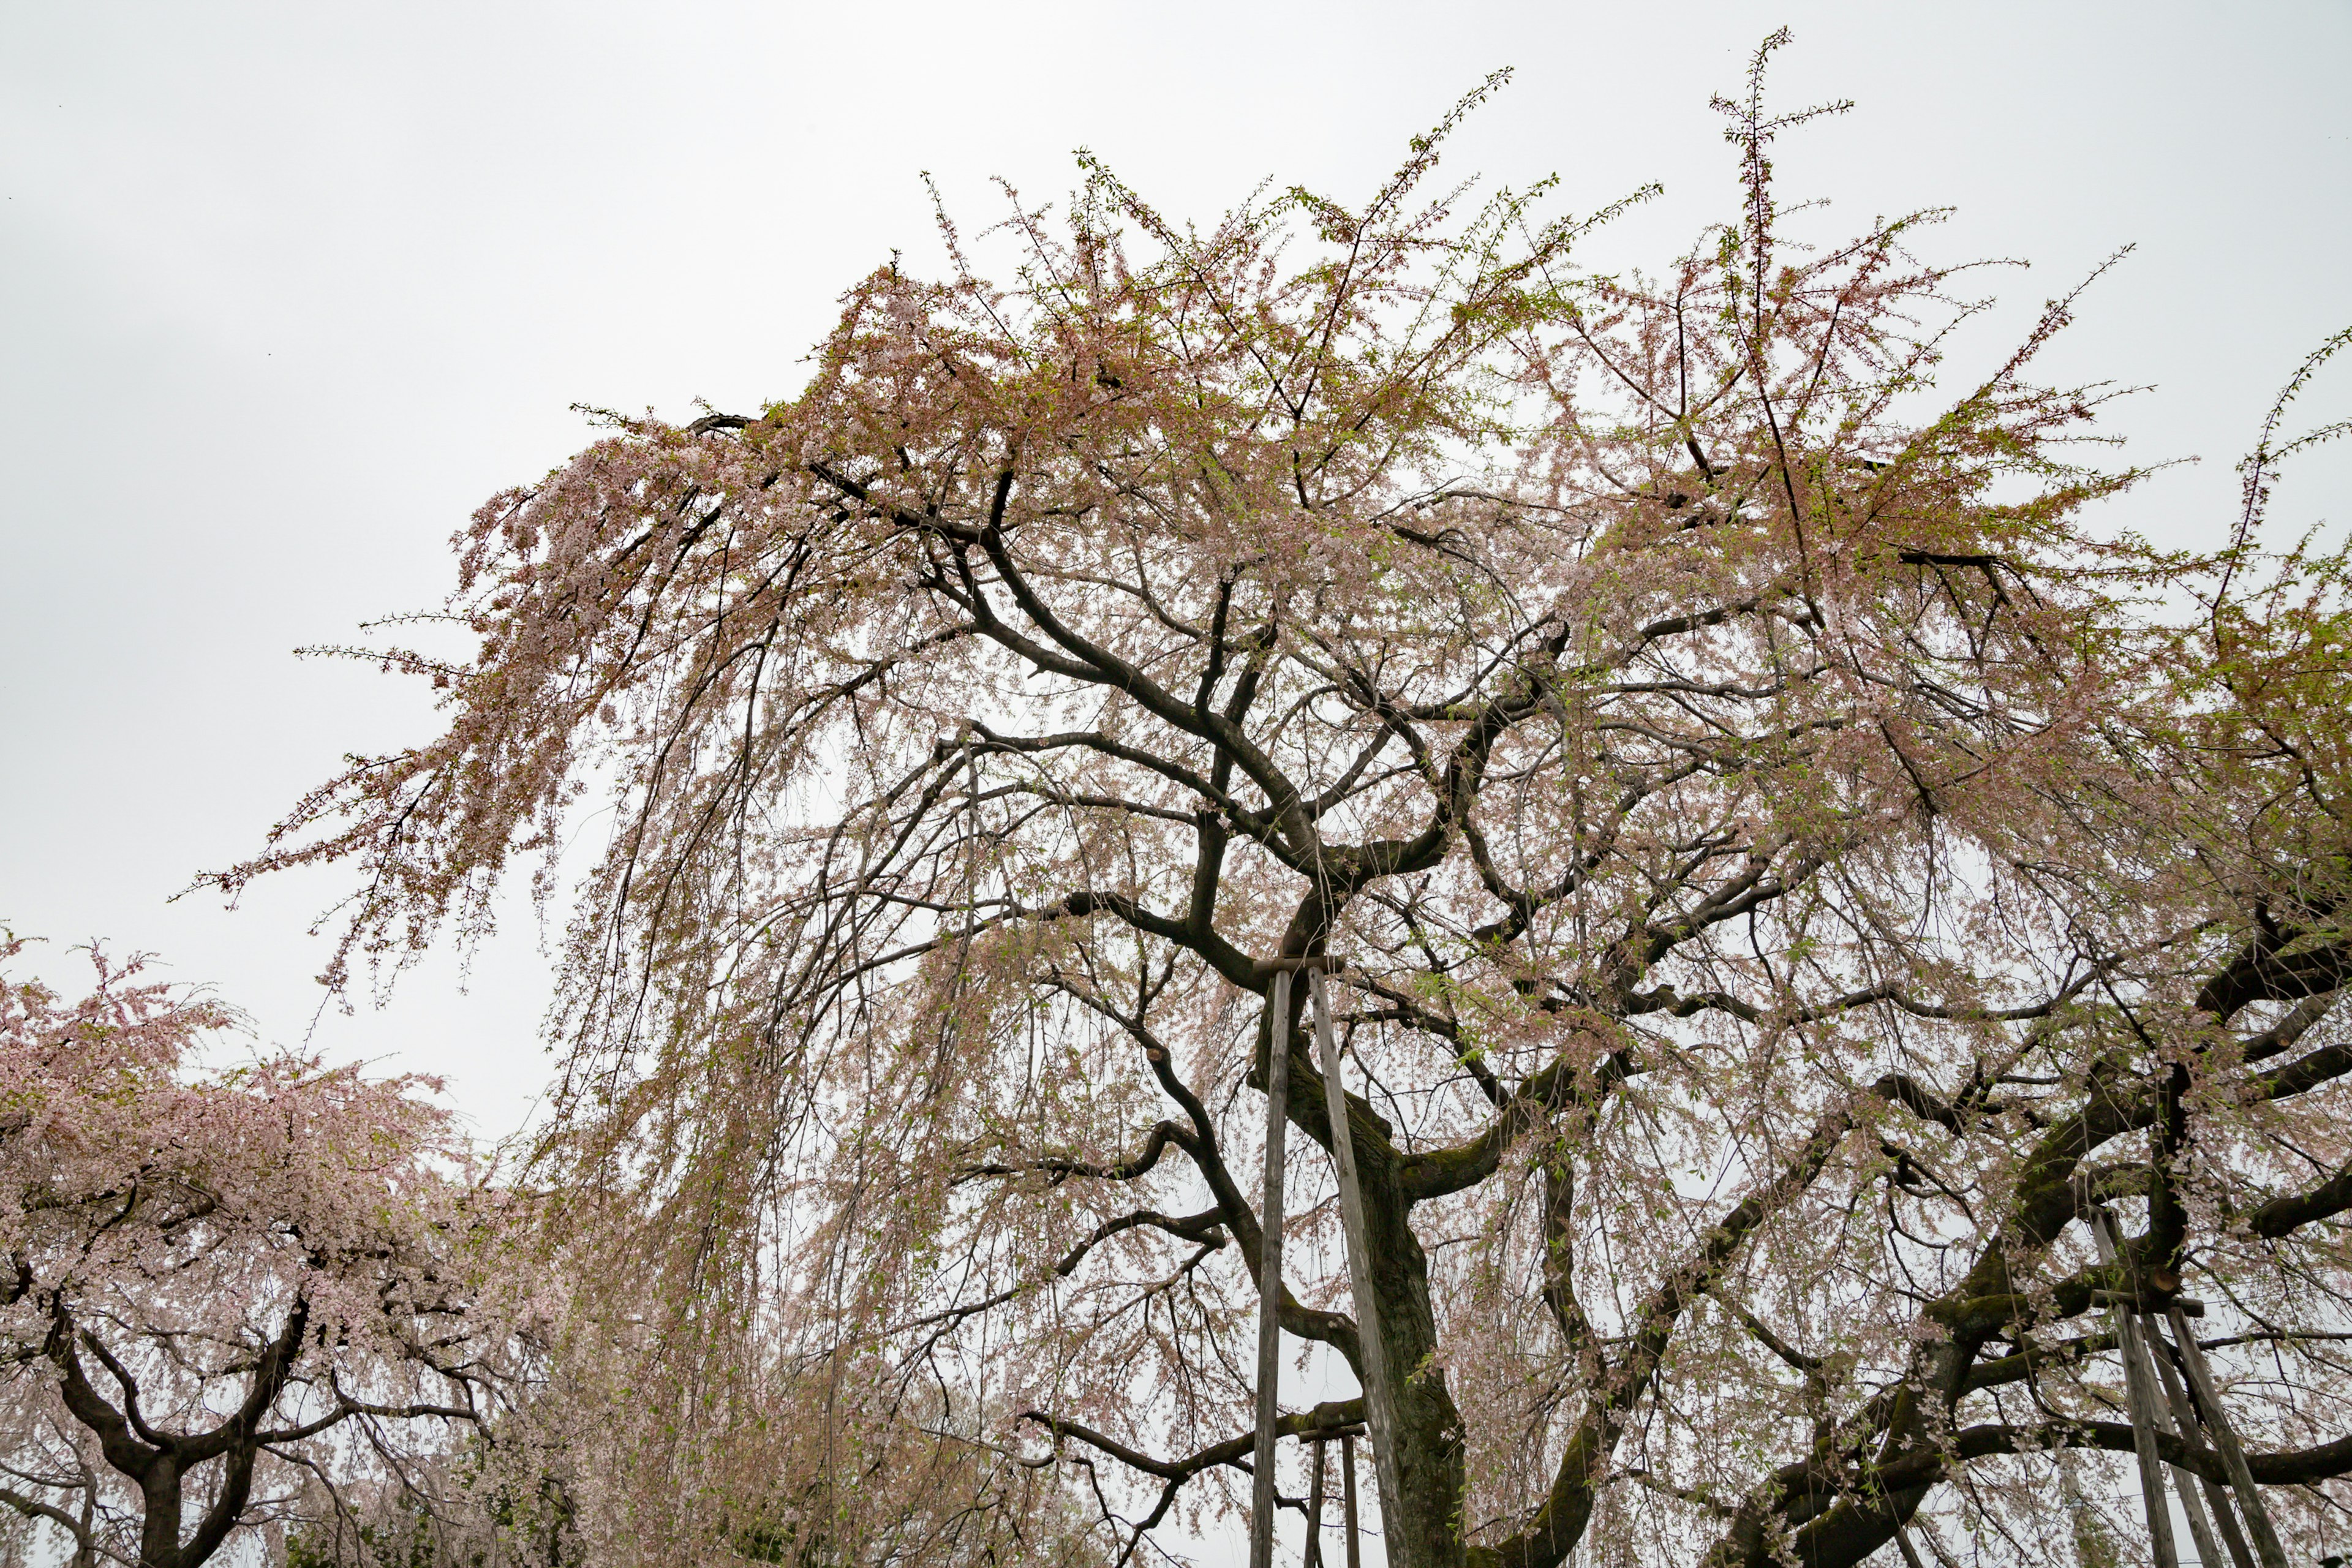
[4,0,2348,1145]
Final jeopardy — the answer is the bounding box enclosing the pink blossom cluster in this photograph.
[1,940,530,1568]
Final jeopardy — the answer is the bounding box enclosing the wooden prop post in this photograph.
[2137,1310,2230,1568]
[1251,957,1402,1563]
[1305,1436,1328,1568]
[1310,965,1407,1545]
[2086,1202,2180,1568]
[1300,1424,1362,1568]
[2166,1305,2288,1568]
[2145,1314,2255,1568]
[1343,1433,1363,1568]
[1251,968,1295,1568]
[2075,1175,2286,1568]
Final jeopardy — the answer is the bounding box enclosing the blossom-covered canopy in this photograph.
[221,47,2352,1568]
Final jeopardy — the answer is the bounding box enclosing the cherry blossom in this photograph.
[216,40,2352,1568]
[0,942,527,1568]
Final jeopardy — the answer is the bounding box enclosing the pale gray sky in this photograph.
[4,0,2348,1144]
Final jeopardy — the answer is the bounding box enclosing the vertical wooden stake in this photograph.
[2167,1304,2288,1568]
[1305,1438,1327,1568]
[2136,1310,2228,1568]
[1342,1433,1362,1568]
[1251,970,1294,1568]
[1313,968,1407,1539]
[2145,1314,2254,1568]
[2089,1208,2180,1568]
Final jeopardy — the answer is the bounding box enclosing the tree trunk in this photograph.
[140,1458,182,1568]
[1363,1159,1470,1568]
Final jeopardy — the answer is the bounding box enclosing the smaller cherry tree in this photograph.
[0,938,523,1568]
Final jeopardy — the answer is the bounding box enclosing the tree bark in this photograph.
[1361,1154,1471,1568]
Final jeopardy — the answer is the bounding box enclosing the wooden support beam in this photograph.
[1305,1438,1327,1568]
[1255,954,1343,976]
[2167,1304,2288,1568]
[2144,1313,2255,1568]
[1313,969,1407,1542]
[2089,1207,2180,1568]
[1251,969,1295,1568]
[1343,1433,1362,1568]
[2094,1290,2207,1318]
[2136,1313,2230,1568]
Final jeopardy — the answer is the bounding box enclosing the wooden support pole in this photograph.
[1343,1433,1362,1568]
[2166,1304,2288,1568]
[1251,969,1295,1568]
[2135,1310,2230,1568]
[1312,968,1407,1542]
[1305,1438,1327,1568]
[2144,1314,2255,1568]
[2089,1207,2180,1568]
[2119,1311,2185,1568]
